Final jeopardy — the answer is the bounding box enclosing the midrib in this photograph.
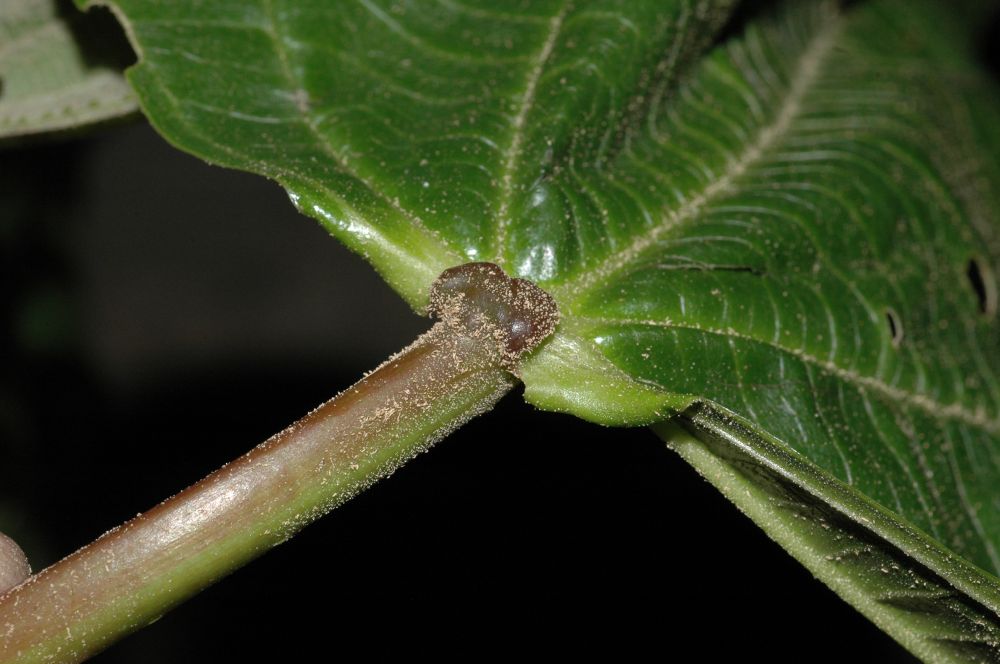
[542,12,1000,431]
[492,2,571,262]
[552,15,842,304]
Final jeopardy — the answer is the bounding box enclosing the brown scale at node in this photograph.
[428,262,559,369]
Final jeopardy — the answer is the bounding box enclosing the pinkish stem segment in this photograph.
[0,263,558,664]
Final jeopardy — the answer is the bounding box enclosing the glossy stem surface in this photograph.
[0,321,515,663]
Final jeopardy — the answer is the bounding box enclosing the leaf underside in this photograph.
[77,0,1000,659]
[0,0,137,141]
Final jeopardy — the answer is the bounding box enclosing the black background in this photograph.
[5,4,1000,662]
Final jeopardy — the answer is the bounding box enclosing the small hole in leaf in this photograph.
[967,257,997,317]
[886,308,903,348]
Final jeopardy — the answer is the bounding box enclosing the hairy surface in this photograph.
[0,533,30,595]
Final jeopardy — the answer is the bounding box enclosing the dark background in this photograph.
[5,4,1000,662]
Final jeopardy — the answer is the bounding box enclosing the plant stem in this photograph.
[0,262,560,663]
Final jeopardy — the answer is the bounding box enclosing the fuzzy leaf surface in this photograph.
[0,0,136,140]
[78,0,1000,659]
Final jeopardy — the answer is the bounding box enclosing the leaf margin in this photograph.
[662,405,1000,663]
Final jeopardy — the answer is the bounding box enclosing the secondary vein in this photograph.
[492,2,571,263]
[554,12,842,303]
[574,316,1000,435]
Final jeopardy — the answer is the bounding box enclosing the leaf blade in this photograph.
[545,0,1000,582]
[0,0,136,141]
[72,0,1000,658]
[660,407,1000,664]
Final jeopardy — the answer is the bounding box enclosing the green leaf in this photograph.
[0,0,137,141]
[661,412,1000,663]
[72,0,1000,659]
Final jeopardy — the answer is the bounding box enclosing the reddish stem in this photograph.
[0,262,558,664]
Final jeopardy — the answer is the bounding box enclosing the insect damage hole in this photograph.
[885,308,903,348]
[967,257,997,318]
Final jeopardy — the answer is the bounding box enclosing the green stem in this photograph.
[0,321,514,663]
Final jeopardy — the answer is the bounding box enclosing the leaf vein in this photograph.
[493,1,572,261]
[260,0,459,265]
[555,13,842,302]
[575,316,1000,434]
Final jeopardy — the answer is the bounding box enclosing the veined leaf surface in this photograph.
[0,0,136,140]
[75,0,1000,659]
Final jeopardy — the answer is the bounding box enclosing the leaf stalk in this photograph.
[0,262,558,664]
